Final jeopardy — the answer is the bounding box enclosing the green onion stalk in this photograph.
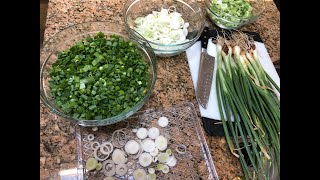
[215,32,280,179]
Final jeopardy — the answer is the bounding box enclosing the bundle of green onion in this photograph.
[215,32,280,179]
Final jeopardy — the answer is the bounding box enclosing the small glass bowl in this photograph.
[123,0,205,57]
[40,21,157,126]
[205,0,265,29]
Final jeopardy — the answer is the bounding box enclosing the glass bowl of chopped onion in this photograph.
[40,21,157,126]
[123,0,205,57]
[205,0,265,29]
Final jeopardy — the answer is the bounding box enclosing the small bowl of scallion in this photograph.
[205,0,265,29]
[40,21,157,126]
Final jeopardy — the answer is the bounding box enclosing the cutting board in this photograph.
[186,28,280,122]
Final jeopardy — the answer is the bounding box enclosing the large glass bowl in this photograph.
[40,21,157,127]
[124,0,205,57]
[205,0,265,29]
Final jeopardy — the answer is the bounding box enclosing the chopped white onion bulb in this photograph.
[133,7,190,45]
[136,128,148,139]
[157,152,170,163]
[133,168,147,180]
[161,164,170,173]
[139,152,153,167]
[150,148,159,157]
[148,167,155,174]
[158,116,169,127]
[142,138,156,153]
[125,140,140,155]
[166,155,177,167]
[112,149,127,164]
[92,127,98,131]
[155,135,168,151]
[148,127,160,139]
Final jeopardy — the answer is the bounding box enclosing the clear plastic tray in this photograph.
[75,102,219,179]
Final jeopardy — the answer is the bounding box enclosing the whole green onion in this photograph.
[215,32,280,179]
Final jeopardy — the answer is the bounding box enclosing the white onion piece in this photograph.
[115,163,128,176]
[125,140,140,155]
[148,167,155,174]
[150,148,159,157]
[157,152,170,163]
[148,173,157,180]
[155,135,168,151]
[92,127,98,131]
[170,18,181,30]
[161,164,170,174]
[166,155,177,167]
[132,128,138,133]
[112,149,127,164]
[142,138,156,153]
[136,128,148,139]
[158,117,169,127]
[102,160,116,177]
[148,127,160,139]
[131,139,143,160]
[166,149,172,156]
[156,164,164,171]
[183,22,189,29]
[133,168,147,180]
[138,153,153,167]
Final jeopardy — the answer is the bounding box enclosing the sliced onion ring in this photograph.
[112,129,127,148]
[94,146,109,161]
[115,163,128,176]
[102,160,116,177]
[87,134,94,141]
[100,142,113,155]
[176,144,187,154]
[91,141,100,150]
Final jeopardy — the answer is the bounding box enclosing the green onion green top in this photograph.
[210,0,253,18]
[208,0,254,28]
[48,32,150,120]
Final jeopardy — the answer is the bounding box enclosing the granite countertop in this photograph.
[40,0,280,179]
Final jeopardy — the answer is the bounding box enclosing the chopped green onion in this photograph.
[48,32,150,120]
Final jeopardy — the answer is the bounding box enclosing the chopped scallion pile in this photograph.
[48,32,150,120]
[208,0,253,28]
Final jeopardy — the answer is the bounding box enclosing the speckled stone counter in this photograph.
[40,0,280,179]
